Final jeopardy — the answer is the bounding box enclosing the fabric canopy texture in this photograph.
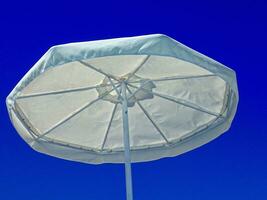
[6,34,238,164]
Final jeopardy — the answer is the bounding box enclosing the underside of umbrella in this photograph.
[7,34,238,200]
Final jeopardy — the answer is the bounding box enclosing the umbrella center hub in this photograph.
[96,75,156,107]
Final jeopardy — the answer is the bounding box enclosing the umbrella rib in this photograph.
[100,103,118,150]
[16,84,118,99]
[127,55,150,80]
[11,107,38,139]
[127,74,216,83]
[127,83,223,118]
[107,77,123,100]
[35,86,119,141]
[79,60,119,81]
[126,85,170,144]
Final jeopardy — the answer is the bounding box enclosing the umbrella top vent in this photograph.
[96,74,156,107]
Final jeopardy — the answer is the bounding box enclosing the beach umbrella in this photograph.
[6,34,238,200]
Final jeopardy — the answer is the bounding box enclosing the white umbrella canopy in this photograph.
[6,34,238,200]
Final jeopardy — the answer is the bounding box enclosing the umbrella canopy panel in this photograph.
[11,54,230,163]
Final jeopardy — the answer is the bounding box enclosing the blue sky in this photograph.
[0,0,266,199]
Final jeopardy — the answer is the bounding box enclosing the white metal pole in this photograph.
[121,81,133,200]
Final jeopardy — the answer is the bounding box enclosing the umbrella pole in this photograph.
[121,81,133,200]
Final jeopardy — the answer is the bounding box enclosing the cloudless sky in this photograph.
[0,0,266,199]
